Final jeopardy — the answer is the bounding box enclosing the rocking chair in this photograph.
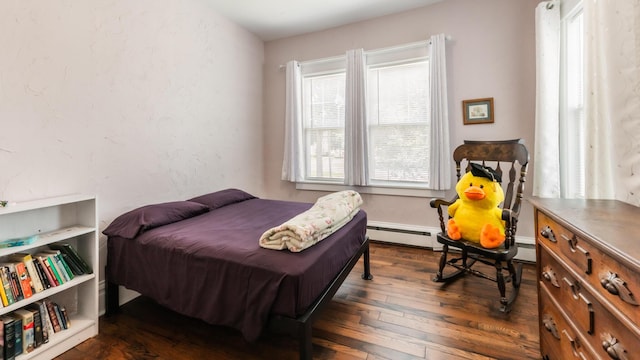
[430,139,529,312]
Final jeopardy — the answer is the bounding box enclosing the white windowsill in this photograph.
[295,182,446,198]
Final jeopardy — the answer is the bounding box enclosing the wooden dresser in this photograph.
[529,198,640,360]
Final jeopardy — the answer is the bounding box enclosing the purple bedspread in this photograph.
[106,198,367,341]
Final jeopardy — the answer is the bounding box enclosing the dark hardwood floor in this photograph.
[55,242,540,359]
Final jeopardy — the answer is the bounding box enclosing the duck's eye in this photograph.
[469,183,473,187]
[480,185,484,189]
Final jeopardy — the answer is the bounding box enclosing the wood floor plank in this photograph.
[54,242,540,359]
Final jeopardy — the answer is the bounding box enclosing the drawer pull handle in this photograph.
[540,226,557,243]
[563,235,593,274]
[563,277,579,298]
[562,330,581,358]
[542,266,560,287]
[542,314,560,339]
[600,271,639,306]
[601,333,628,360]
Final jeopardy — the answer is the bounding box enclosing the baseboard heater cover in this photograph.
[366,221,438,248]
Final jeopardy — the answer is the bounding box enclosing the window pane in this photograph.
[561,9,585,198]
[304,128,344,179]
[302,72,345,180]
[369,124,429,183]
[367,61,430,185]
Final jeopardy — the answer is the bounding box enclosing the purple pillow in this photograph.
[102,201,209,239]
[188,188,256,210]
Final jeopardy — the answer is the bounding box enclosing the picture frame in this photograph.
[462,97,494,125]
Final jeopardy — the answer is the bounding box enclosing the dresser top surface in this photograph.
[529,197,640,269]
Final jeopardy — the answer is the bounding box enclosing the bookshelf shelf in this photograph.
[0,195,98,359]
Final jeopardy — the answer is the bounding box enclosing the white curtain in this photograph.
[281,60,303,182]
[428,33,451,190]
[583,0,640,203]
[533,2,561,198]
[344,49,369,186]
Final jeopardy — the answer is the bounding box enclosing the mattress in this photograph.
[106,197,367,341]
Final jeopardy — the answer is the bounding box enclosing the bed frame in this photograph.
[105,236,373,360]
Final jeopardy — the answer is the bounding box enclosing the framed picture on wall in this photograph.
[462,98,494,125]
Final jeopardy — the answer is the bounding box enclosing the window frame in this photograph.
[294,43,444,198]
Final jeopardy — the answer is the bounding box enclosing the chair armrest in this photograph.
[430,196,458,233]
[501,208,519,225]
[430,197,456,209]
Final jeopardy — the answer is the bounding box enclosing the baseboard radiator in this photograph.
[366,221,440,248]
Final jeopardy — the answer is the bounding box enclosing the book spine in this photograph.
[38,257,59,287]
[0,272,9,306]
[60,305,70,328]
[13,318,22,356]
[0,267,16,305]
[22,257,44,293]
[60,244,92,274]
[33,301,52,342]
[45,300,61,333]
[34,258,53,289]
[61,252,84,276]
[15,262,33,299]
[53,253,73,281]
[8,267,23,302]
[3,317,16,360]
[45,256,65,285]
[30,308,43,348]
[53,303,66,330]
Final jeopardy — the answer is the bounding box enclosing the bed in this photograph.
[104,189,372,360]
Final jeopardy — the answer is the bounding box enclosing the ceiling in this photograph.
[208,0,443,41]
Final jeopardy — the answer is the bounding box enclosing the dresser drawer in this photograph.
[537,211,640,325]
[539,285,597,360]
[539,244,640,360]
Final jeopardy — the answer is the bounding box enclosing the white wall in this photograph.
[0,1,265,276]
[262,0,539,240]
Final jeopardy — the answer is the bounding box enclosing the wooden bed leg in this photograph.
[105,266,120,316]
[362,243,373,280]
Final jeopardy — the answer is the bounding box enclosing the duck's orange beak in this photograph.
[464,186,486,200]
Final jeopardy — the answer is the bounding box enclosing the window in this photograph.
[297,44,432,191]
[367,61,430,186]
[560,5,585,198]
[302,72,346,181]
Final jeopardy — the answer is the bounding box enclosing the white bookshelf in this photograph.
[0,194,99,359]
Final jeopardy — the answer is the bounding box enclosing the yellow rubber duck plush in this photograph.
[447,163,506,248]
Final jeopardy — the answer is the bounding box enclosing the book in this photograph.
[12,316,21,357]
[13,262,33,299]
[42,250,73,282]
[0,266,15,305]
[60,252,84,276]
[34,255,59,287]
[27,307,43,348]
[13,309,35,353]
[49,243,93,274]
[33,257,53,289]
[60,305,70,329]
[44,299,61,333]
[1,315,15,360]
[37,254,64,285]
[2,264,23,302]
[9,253,45,293]
[30,301,51,344]
[0,273,9,307]
[53,303,66,330]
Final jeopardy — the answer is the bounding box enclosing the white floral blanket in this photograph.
[259,190,363,252]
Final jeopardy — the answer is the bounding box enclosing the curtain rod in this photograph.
[278,35,452,70]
